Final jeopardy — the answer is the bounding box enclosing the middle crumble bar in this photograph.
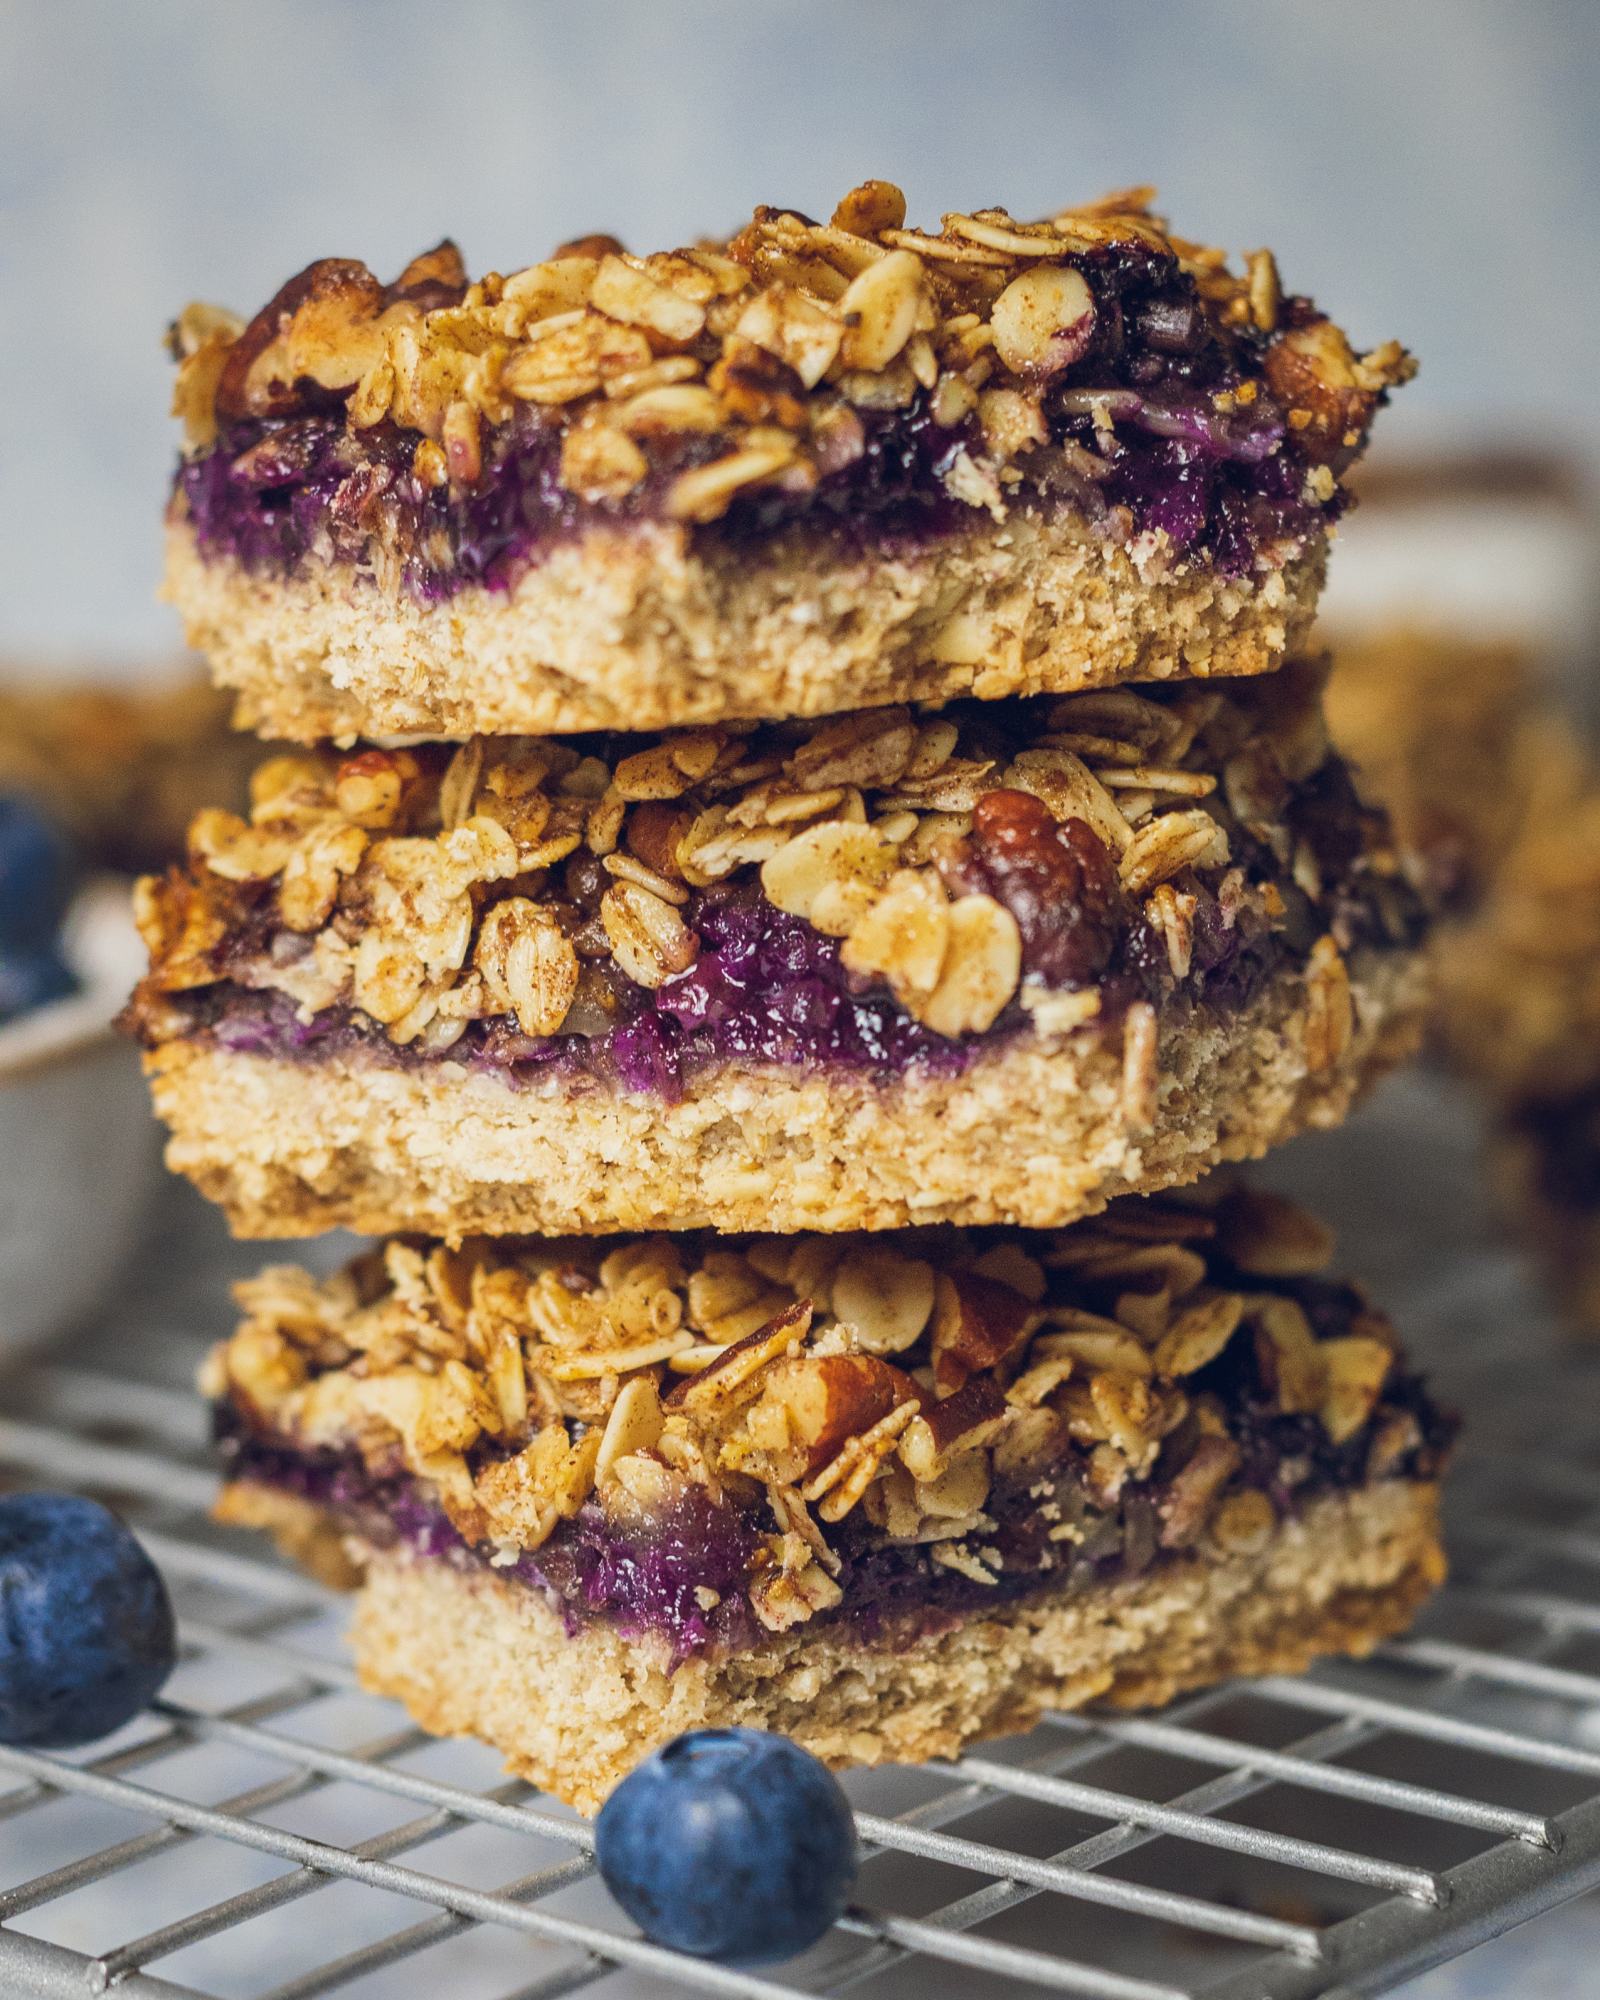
[127,664,1431,1238]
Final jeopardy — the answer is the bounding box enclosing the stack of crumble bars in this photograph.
[127,182,1453,1812]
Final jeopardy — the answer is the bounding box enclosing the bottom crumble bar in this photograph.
[207,1188,1453,1811]
[229,1480,1441,1815]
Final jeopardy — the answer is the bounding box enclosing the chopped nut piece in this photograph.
[1209,1488,1277,1556]
[832,180,907,236]
[670,1302,812,1416]
[899,1376,1008,1482]
[1158,1436,1242,1547]
[754,1353,916,1484]
[932,1272,1032,1393]
[1216,1187,1336,1277]
[1319,1335,1392,1445]
[750,1556,843,1632]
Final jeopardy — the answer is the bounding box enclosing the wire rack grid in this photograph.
[7,1085,1600,2000]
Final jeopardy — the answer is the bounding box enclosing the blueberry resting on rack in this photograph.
[0,1493,177,1747]
[0,947,77,1025]
[0,795,76,954]
[0,793,80,1025]
[595,1727,857,1962]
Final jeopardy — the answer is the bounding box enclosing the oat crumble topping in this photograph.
[126,664,1424,1086]
[168,182,1412,588]
[208,1189,1449,1642]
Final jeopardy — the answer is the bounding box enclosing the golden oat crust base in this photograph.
[145,946,1426,1239]
[228,1480,1442,1814]
[163,515,1323,745]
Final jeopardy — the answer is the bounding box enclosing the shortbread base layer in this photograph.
[144,948,1426,1239]
[163,514,1323,744]
[227,1479,1442,1814]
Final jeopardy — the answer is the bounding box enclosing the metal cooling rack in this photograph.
[6,1079,1600,1999]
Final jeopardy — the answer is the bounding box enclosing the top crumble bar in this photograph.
[164,183,1414,743]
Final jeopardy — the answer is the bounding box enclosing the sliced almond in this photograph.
[830,1249,937,1355]
[595,1374,665,1482]
[760,820,896,935]
[918,895,1021,1036]
[838,249,926,371]
[990,263,1094,375]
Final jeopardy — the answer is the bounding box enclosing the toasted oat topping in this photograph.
[208,1188,1433,1631]
[170,183,1412,532]
[129,664,1419,1062]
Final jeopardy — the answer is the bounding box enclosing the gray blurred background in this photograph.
[2,0,1597,670]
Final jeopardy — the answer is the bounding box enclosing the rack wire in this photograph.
[6,1085,1600,1998]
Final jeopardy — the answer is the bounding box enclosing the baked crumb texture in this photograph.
[164,513,1323,746]
[144,944,1426,1238]
[227,1482,1443,1816]
[164,183,1410,740]
[206,1190,1449,1810]
[1330,627,1600,1330]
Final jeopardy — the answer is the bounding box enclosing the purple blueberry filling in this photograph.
[141,878,1228,1099]
[172,896,991,1100]
[175,389,1327,603]
[216,1322,1451,1665]
[137,797,1418,1099]
[173,243,1348,598]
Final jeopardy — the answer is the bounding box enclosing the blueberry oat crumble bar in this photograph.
[127,179,1451,1807]
[163,183,1412,743]
[125,664,1430,1237]
[208,1187,1452,1811]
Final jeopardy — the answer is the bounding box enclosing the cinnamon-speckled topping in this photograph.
[209,1188,1451,1654]
[169,183,1412,594]
[124,665,1427,1097]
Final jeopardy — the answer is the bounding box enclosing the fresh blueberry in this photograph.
[0,1493,177,1747]
[595,1727,856,1962]
[0,795,76,953]
[0,946,77,1026]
